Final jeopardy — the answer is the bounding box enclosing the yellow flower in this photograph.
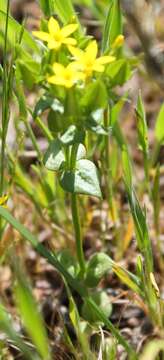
[32,17,78,51]
[0,194,8,208]
[68,40,115,77]
[112,35,124,49]
[47,63,84,88]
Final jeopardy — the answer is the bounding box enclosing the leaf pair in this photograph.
[44,135,102,198]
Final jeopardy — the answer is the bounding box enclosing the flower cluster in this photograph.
[33,17,124,88]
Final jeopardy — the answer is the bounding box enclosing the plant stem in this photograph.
[0,0,10,196]
[71,193,86,275]
[104,108,116,222]
[70,144,85,275]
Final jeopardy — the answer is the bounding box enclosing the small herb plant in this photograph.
[0,0,164,359]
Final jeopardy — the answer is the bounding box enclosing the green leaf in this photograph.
[0,207,136,358]
[122,147,133,189]
[33,97,64,119]
[76,144,86,160]
[0,206,87,298]
[15,46,40,89]
[82,291,112,323]
[48,109,69,134]
[53,0,81,33]
[86,109,109,135]
[59,159,102,198]
[16,60,40,89]
[140,340,164,360]
[60,125,85,146]
[152,165,160,234]
[136,91,148,153]
[57,249,79,277]
[102,0,122,52]
[15,272,50,360]
[81,80,108,112]
[125,184,153,274]
[110,94,128,126]
[155,103,164,143]
[0,303,38,360]
[106,59,131,86]
[39,0,54,16]
[85,253,112,287]
[0,10,39,52]
[43,139,65,171]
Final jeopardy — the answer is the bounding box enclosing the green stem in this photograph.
[0,0,10,196]
[86,298,137,359]
[70,144,86,275]
[0,206,137,357]
[104,108,116,221]
[35,116,53,142]
[71,193,86,275]
[23,117,42,162]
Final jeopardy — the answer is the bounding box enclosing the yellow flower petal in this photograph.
[63,37,77,46]
[48,17,60,35]
[68,46,83,59]
[0,194,8,207]
[112,35,124,49]
[93,64,104,72]
[48,75,65,85]
[32,31,51,42]
[52,63,65,75]
[85,40,98,61]
[48,75,73,88]
[96,55,115,65]
[48,40,61,50]
[61,23,78,37]
[69,61,83,71]
[64,80,74,88]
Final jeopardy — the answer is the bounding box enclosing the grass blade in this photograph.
[39,0,54,16]
[0,303,39,360]
[14,267,51,360]
[102,0,122,52]
[0,206,137,356]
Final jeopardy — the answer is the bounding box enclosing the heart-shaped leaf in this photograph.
[59,159,101,198]
[43,139,65,171]
[85,253,112,287]
[76,144,86,160]
[60,125,85,145]
[82,291,112,324]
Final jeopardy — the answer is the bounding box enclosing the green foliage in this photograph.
[0,11,38,52]
[53,0,81,30]
[82,291,112,323]
[0,303,38,360]
[155,102,164,143]
[39,0,54,16]
[136,91,148,154]
[59,159,102,197]
[80,80,108,111]
[102,0,122,52]
[43,139,65,171]
[14,271,51,360]
[85,253,112,287]
[1,0,164,358]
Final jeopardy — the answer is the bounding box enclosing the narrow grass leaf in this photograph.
[102,0,122,52]
[39,0,54,16]
[155,102,164,143]
[0,206,87,297]
[15,271,51,360]
[0,303,39,360]
[53,0,81,33]
[0,11,39,52]
[136,91,148,154]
